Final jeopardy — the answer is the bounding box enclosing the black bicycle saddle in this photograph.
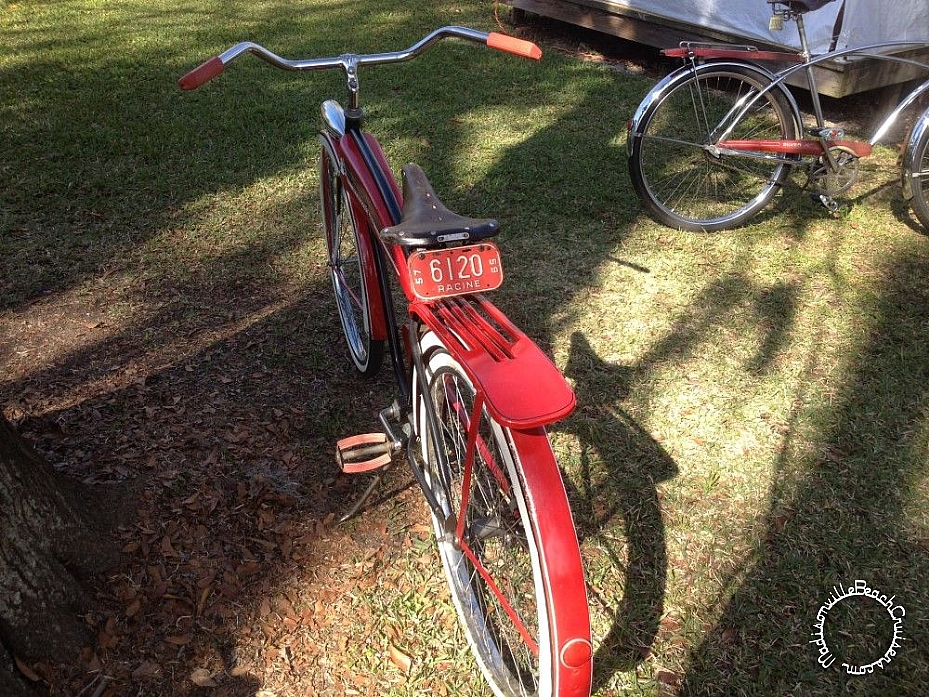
[380,163,499,247]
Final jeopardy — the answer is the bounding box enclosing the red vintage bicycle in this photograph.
[180,26,592,697]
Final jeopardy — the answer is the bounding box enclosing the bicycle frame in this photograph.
[655,39,929,165]
[323,115,590,693]
[318,107,577,427]
[180,25,593,695]
[315,44,595,697]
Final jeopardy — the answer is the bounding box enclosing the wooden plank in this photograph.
[507,0,722,48]
[503,0,929,97]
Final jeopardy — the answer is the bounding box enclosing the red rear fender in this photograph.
[412,295,575,429]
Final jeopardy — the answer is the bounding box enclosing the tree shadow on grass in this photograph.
[443,50,823,686]
[0,0,507,311]
[678,249,929,695]
[13,2,917,694]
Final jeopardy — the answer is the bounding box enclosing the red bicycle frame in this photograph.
[323,115,579,430]
[180,26,593,695]
[323,105,592,697]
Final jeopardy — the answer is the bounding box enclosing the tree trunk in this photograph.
[0,415,120,695]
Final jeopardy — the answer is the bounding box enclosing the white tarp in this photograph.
[615,0,929,53]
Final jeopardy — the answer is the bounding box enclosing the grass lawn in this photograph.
[1,0,927,695]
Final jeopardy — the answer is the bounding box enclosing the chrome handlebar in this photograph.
[179,25,541,103]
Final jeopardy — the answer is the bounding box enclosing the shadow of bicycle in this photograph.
[559,332,678,684]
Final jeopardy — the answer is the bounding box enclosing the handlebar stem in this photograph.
[344,56,360,110]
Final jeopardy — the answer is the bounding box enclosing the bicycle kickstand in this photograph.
[334,402,406,523]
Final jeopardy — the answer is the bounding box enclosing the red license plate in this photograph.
[407,243,504,300]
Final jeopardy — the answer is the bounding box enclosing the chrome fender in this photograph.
[902,104,929,201]
[320,99,346,137]
[626,60,802,157]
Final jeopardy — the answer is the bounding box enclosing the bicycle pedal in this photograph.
[769,14,784,31]
[336,433,394,474]
[811,193,839,213]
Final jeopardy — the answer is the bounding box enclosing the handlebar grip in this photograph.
[487,32,542,60]
[178,56,225,90]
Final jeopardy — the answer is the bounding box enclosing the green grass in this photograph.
[2,1,928,696]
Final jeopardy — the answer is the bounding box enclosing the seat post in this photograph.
[795,12,827,128]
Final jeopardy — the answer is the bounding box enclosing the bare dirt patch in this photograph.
[1,276,442,696]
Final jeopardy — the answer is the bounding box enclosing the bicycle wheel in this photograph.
[319,145,384,376]
[415,331,590,697]
[906,112,929,232]
[629,63,798,231]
